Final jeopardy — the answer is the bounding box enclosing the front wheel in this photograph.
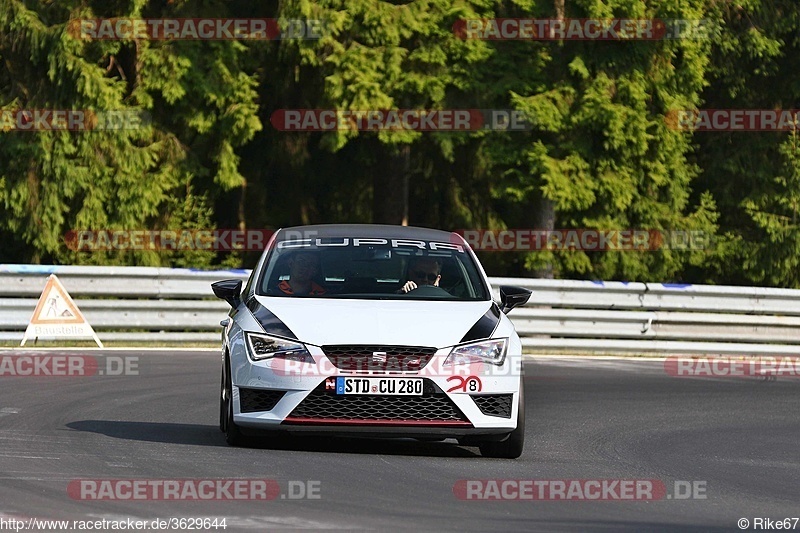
[220,356,245,446]
[219,364,227,432]
[479,382,525,459]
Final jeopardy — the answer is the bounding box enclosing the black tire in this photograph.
[219,364,227,432]
[479,381,525,459]
[221,355,245,446]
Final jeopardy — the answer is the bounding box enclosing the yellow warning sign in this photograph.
[20,274,103,347]
[30,276,83,323]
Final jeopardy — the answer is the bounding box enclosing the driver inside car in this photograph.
[398,257,441,294]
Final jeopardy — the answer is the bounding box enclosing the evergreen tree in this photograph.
[469,0,718,281]
[694,0,800,286]
[0,0,261,267]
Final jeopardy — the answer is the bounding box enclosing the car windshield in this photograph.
[256,237,490,301]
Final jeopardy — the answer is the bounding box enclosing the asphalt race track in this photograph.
[1,350,798,532]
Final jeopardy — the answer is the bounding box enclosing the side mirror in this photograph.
[499,285,532,314]
[212,279,243,308]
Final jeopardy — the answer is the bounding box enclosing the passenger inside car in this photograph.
[276,251,327,296]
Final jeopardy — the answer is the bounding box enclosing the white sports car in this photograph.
[212,224,531,458]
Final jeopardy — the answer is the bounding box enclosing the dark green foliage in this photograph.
[0,0,261,266]
[1,0,799,287]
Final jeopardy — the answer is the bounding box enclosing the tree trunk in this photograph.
[238,179,247,232]
[532,195,556,278]
[532,0,564,278]
[372,145,410,225]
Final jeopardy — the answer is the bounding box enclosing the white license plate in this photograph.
[334,377,423,395]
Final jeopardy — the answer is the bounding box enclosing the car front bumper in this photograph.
[229,344,522,438]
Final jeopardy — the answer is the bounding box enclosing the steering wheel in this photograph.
[406,284,452,297]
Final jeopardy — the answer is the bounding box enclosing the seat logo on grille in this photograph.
[372,352,387,363]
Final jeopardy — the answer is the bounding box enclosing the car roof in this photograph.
[274,224,458,242]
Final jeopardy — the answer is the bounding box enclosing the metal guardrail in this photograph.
[0,264,247,344]
[2,264,800,354]
[489,278,800,355]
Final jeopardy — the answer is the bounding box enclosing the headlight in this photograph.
[444,338,507,366]
[245,332,311,361]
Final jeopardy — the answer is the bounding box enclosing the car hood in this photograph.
[251,295,493,348]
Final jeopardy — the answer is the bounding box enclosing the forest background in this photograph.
[2,0,799,287]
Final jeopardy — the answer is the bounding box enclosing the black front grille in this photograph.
[286,390,468,423]
[321,345,436,372]
[472,394,513,418]
[239,388,286,413]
